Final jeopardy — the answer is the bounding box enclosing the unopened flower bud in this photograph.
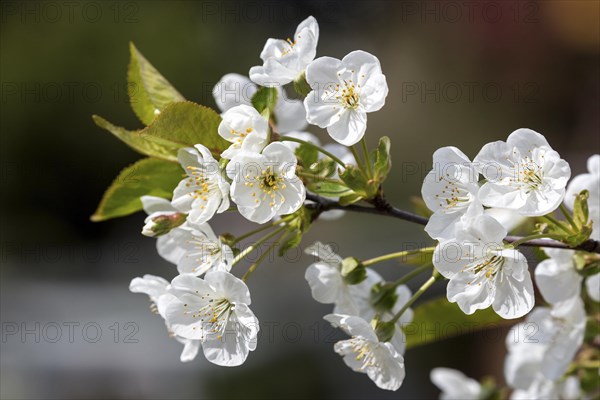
[142,212,187,237]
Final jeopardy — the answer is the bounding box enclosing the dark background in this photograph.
[1,0,599,398]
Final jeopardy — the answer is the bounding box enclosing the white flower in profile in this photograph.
[586,273,600,302]
[129,275,201,362]
[474,128,571,216]
[324,314,405,391]
[564,154,599,240]
[304,242,382,315]
[157,223,234,276]
[421,146,482,241]
[304,50,388,146]
[433,213,534,319]
[218,105,270,160]
[172,145,230,224]
[534,248,582,305]
[227,142,306,224]
[505,297,585,383]
[430,368,482,400]
[165,271,259,367]
[249,16,319,86]
[212,74,307,133]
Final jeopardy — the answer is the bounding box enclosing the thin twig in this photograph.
[305,193,600,254]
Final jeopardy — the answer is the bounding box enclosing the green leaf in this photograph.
[295,143,319,168]
[339,165,370,197]
[251,86,278,114]
[309,158,337,178]
[573,190,590,228]
[91,158,182,222]
[307,181,353,198]
[372,136,391,183]
[128,42,185,125]
[404,297,506,350]
[92,115,178,162]
[139,101,230,158]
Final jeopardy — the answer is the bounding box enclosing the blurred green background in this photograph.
[1,0,598,399]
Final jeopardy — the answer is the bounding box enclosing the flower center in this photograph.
[434,179,472,212]
[189,295,233,341]
[245,166,288,208]
[230,127,253,148]
[185,166,213,208]
[350,338,378,370]
[465,253,505,285]
[338,82,360,109]
[281,37,296,56]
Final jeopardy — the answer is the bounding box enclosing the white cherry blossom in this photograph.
[474,129,571,216]
[249,16,319,86]
[129,275,201,362]
[156,223,233,276]
[218,104,270,160]
[324,314,405,391]
[534,248,582,305]
[304,50,388,146]
[564,154,599,241]
[304,242,388,316]
[165,271,259,367]
[172,145,230,224]
[421,146,482,241]
[505,297,585,383]
[430,368,482,400]
[212,73,307,133]
[433,213,534,319]
[227,142,306,224]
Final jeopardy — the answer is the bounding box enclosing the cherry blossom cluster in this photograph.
[105,15,600,397]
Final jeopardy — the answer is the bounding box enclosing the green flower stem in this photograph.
[297,171,344,184]
[232,217,292,245]
[231,225,287,266]
[540,214,572,234]
[390,263,433,287]
[242,239,280,282]
[508,233,564,248]
[350,145,367,177]
[280,136,345,166]
[360,138,373,178]
[559,204,578,229]
[362,247,435,267]
[390,274,439,324]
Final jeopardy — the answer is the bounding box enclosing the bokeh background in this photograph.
[1,0,599,398]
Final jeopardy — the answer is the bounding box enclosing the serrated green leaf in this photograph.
[92,115,178,162]
[138,101,229,158]
[91,158,182,222]
[128,42,185,125]
[251,86,278,114]
[296,143,319,168]
[404,297,506,350]
[307,181,353,198]
[373,136,391,183]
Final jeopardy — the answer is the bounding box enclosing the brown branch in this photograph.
[305,193,600,254]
